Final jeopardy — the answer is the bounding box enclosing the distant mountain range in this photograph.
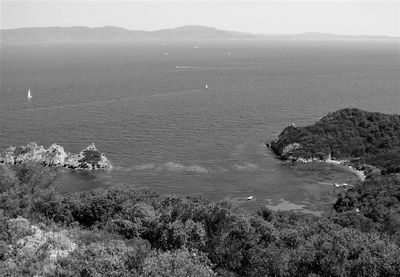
[1,25,398,43]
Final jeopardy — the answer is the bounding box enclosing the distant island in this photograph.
[270,108,400,177]
[1,25,398,44]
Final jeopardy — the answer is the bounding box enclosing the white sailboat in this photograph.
[246,196,254,200]
[27,89,32,99]
[205,83,209,89]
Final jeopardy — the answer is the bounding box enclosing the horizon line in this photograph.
[1,25,399,38]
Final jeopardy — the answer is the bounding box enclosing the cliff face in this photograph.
[0,143,112,170]
[270,108,400,174]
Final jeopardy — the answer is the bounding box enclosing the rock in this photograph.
[282,143,302,157]
[64,143,112,170]
[14,143,45,164]
[0,142,112,170]
[0,146,17,164]
[64,154,80,169]
[42,144,68,166]
[296,156,321,163]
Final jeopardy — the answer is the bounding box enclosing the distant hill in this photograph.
[0,25,252,43]
[1,26,146,43]
[1,25,398,43]
[148,25,252,40]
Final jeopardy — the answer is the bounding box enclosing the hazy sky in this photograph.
[1,1,399,36]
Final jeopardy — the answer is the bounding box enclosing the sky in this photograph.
[1,1,399,36]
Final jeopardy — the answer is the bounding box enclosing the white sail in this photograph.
[27,89,32,99]
[205,84,208,89]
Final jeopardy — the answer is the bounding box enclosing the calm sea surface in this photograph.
[1,40,399,213]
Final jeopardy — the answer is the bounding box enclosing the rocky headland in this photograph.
[0,142,112,170]
[269,108,400,178]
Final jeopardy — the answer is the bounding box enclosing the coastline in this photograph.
[266,140,369,183]
[345,164,367,181]
[325,158,366,182]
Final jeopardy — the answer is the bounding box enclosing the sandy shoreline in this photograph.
[325,158,366,182]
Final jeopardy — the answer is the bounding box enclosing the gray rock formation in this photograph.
[0,142,112,170]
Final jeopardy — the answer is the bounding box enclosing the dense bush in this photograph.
[78,149,102,166]
[62,239,148,276]
[359,147,400,174]
[142,248,214,277]
[332,175,400,244]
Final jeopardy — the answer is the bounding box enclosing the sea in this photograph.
[1,40,399,214]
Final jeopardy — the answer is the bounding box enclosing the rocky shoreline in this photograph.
[0,143,112,170]
[267,140,369,181]
[268,131,375,181]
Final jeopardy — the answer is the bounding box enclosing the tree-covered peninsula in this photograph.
[270,108,400,175]
[1,108,400,276]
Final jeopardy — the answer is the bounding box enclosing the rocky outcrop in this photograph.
[0,142,112,170]
[65,143,112,169]
[281,143,302,160]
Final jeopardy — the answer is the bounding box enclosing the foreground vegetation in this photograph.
[1,162,400,276]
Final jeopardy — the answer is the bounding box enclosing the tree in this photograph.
[142,248,215,277]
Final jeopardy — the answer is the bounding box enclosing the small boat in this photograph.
[205,83,209,89]
[334,183,349,188]
[164,52,168,56]
[27,89,32,99]
[246,196,254,200]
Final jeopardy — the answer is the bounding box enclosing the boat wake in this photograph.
[175,66,201,69]
[175,65,243,70]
